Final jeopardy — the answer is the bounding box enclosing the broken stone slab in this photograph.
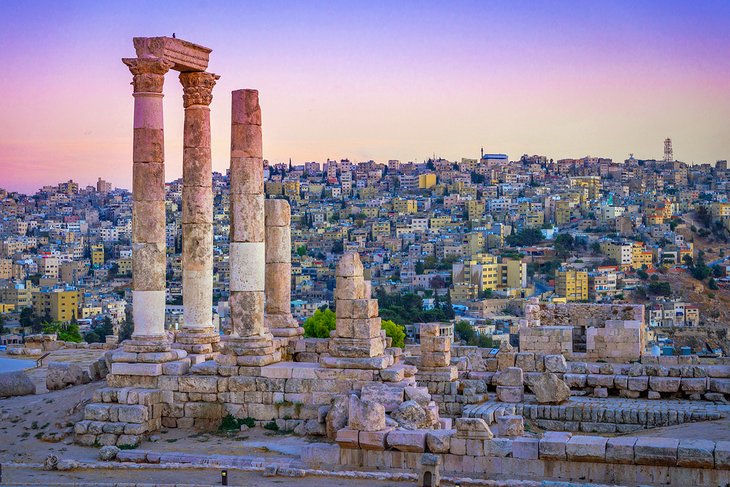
[390,400,433,430]
[347,394,386,432]
[335,428,359,448]
[496,385,523,403]
[360,383,404,412]
[455,417,493,440]
[386,429,427,452]
[496,415,524,437]
[425,429,454,453]
[529,372,570,404]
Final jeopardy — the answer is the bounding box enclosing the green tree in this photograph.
[690,252,711,280]
[381,319,405,348]
[119,309,134,342]
[296,245,307,257]
[708,278,719,290]
[454,320,475,344]
[303,308,336,338]
[84,331,100,343]
[43,321,83,342]
[331,240,344,254]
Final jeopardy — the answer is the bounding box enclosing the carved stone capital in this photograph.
[122,58,174,93]
[179,72,220,108]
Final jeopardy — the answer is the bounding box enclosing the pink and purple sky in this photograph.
[1,1,729,194]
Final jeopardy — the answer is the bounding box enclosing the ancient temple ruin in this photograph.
[71,36,730,487]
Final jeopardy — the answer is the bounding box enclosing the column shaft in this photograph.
[124,57,173,341]
[228,89,266,338]
[179,72,219,333]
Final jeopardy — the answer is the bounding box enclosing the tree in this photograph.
[505,228,543,247]
[119,309,134,342]
[454,320,475,344]
[554,233,575,259]
[303,308,336,338]
[43,321,83,343]
[19,307,35,329]
[712,265,725,278]
[647,281,671,297]
[415,261,425,275]
[296,245,307,257]
[84,331,100,344]
[708,278,719,290]
[331,240,344,254]
[0,314,6,335]
[381,320,405,348]
[690,252,711,280]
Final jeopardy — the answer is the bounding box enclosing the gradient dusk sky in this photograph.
[1,1,729,193]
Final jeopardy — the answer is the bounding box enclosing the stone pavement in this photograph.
[465,395,729,434]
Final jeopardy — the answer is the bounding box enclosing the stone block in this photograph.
[563,373,586,388]
[483,437,513,457]
[496,415,524,437]
[681,377,707,393]
[111,362,162,377]
[634,437,678,466]
[455,417,493,439]
[496,386,523,403]
[359,428,393,450]
[678,439,715,468]
[715,441,730,469]
[544,354,567,373]
[539,432,572,460]
[361,383,404,412]
[512,437,539,459]
[426,429,454,453]
[335,428,359,448]
[649,376,681,393]
[348,394,386,432]
[628,376,649,391]
[178,376,218,394]
[387,429,427,452]
[606,437,637,464]
[496,367,523,386]
[566,436,607,462]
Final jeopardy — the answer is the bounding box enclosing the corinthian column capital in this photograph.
[179,72,220,108]
[122,58,174,93]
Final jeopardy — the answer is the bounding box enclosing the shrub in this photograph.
[302,308,336,338]
[381,319,405,348]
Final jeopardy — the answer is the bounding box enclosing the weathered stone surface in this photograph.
[649,376,681,393]
[426,429,454,453]
[539,432,572,460]
[348,394,386,432]
[336,252,364,278]
[0,371,35,397]
[566,436,607,462]
[325,395,349,440]
[513,437,539,459]
[496,386,523,403]
[358,428,392,450]
[334,428,359,448]
[544,354,567,373]
[529,372,570,404]
[677,439,715,468]
[361,383,404,412]
[455,417,493,439]
[386,429,427,452]
[606,437,637,464]
[496,367,523,386]
[496,415,524,437]
[404,386,430,406]
[483,437,513,457]
[715,440,730,469]
[390,400,432,430]
[634,437,678,466]
[99,446,120,461]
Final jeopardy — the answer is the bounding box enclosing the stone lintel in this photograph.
[133,36,211,72]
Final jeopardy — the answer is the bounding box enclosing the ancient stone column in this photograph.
[265,199,302,337]
[123,57,174,346]
[220,89,279,366]
[322,252,390,370]
[175,71,221,362]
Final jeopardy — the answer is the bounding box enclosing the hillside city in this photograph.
[2,140,730,355]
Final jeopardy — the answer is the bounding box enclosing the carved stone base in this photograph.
[173,328,221,359]
[218,332,280,366]
[124,335,171,353]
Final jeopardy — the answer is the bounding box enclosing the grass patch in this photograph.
[263,421,279,432]
[118,444,137,450]
[219,414,255,432]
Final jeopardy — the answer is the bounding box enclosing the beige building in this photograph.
[555,268,588,302]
